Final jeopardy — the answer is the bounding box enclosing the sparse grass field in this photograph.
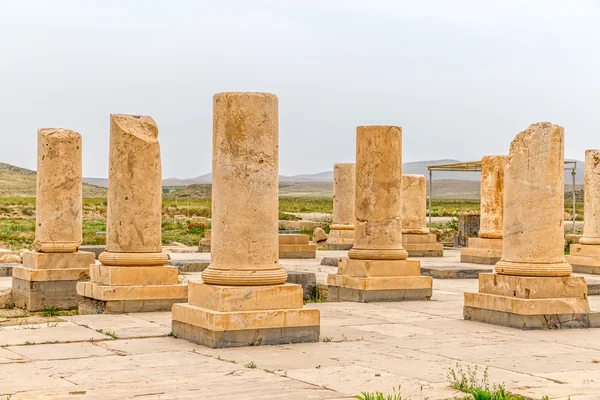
[0,196,584,250]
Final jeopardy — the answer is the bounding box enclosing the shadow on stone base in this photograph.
[0,263,18,277]
[12,277,80,311]
[320,257,340,267]
[323,243,353,250]
[79,296,187,315]
[463,305,600,330]
[328,286,432,303]
[172,320,319,348]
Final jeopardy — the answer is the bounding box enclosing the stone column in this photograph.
[401,174,443,257]
[566,150,600,273]
[460,155,507,265]
[34,129,83,253]
[77,115,187,314]
[173,93,319,348]
[12,129,95,311]
[201,92,286,286]
[464,123,593,330]
[495,123,571,277]
[325,163,356,250]
[328,126,432,302]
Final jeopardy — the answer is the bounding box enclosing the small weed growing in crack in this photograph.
[245,362,257,369]
[320,336,332,342]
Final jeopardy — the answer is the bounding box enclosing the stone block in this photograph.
[464,292,590,315]
[477,273,588,299]
[468,237,503,250]
[461,246,502,265]
[402,233,437,245]
[198,245,211,253]
[79,296,187,314]
[328,274,432,291]
[463,306,600,329]
[279,234,309,245]
[187,282,304,312]
[89,264,178,286]
[323,243,354,250]
[420,265,492,279]
[567,244,600,274]
[12,266,90,282]
[337,258,420,277]
[320,257,340,267]
[286,271,317,300]
[167,259,210,273]
[279,244,316,259]
[327,286,432,302]
[76,282,188,302]
[23,251,95,270]
[79,245,106,259]
[403,243,444,257]
[0,263,17,277]
[12,277,81,311]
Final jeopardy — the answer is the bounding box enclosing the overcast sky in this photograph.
[1,0,599,178]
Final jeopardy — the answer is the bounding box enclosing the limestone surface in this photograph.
[478,155,507,239]
[332,163,355,227]
[401,174,428,235]
[580,150,600,245]
[201,92,286,286]
[495,122,571,277]
[34,128,83,253]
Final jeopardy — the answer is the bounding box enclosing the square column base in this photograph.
[402,234,443,257]
[327,258,432,303]
[279,244,317,259]
[325,229,354,250]
[11,251,95,311]
[463,273,596,330]
[172,282,320,348]
[566,244,600,274]
[460,238,503,265]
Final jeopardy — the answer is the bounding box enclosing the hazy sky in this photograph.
[1,0,599,178]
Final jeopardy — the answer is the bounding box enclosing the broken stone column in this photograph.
[567,150,600,273]
[401,174,443,257]
[325,163,355,250]
[12,129,95,311]
[77,115,187,314]
[464,123,595,329]
[327,126,432,302]
[461,156,507,265]
[172,92,319,347]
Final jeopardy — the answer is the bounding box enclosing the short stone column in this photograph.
[464,123,594,330]
[401,174,443,257]
[77,115,187,314]
[198,229,211,253]
[325,163,355,250]
[12,129,95,311]
[461,156,507,265]
[172,92,320,348]
[328,126,432,302]
[567,150,600,273]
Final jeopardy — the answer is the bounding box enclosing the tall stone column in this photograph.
[566,150,600,273]
[12,129,95,311]
[328,126,432,302]
[172,93,319,348]
[325,163,356,250]
[461,155,507,265]
[464,123,594,330]
[401,174,443,257]
[77,115,187,314]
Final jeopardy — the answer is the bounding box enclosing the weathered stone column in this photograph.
[464,123,594,330]
[328,126,432,302]
[566,150,600,273]
[12,129,95,311]
[77,115,187,314]
[401,174,443,257]
[460,156,507,265]
[172,93,319,347]
[325,163,356,250]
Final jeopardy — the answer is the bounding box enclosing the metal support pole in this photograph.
[428,169,433,233]
[572,162,576,234]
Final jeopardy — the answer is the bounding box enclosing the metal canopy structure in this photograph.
[426,160,578,234]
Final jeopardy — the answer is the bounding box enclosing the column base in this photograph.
[327,258,432,303]
[279,235,317,258]
[11,251,95,311]
[198,244,211,253]
[566,244,600,274]
[460,237,502,265]
[171,282,320,348]
[76,264,188,314]
[325,227,354,250]
[402,234,443,257]
[463,273,595,329]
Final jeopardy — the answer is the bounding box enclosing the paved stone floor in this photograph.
[0,250,599,399]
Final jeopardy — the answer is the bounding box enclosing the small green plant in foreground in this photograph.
[305,287,326,304]
[245,361,257,369]
[355,386,414,400]
[40,306,59,317]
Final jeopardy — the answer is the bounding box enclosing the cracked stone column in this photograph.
[461,155,507,265]
[172,92,320,347]
[77,115,187,314]
[325,163,356,250]
[401,174,443,257]
[328,126,432,302]
[12,129,95,311]
[566,149,600,273]
[464,122,594,330]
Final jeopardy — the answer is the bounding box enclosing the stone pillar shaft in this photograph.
[580,150,600,245]
[332,163,355,227]
[495,122,571,277]
[478,156,507,239]
[348,126,407,260]
[201,92,286,286]
[401,174,428,234]
[34,129,83,253]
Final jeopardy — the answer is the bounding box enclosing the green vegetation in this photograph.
[40,306,78,317]
[355,387,414,400]
[306,287,326,304]
[95,328,118,339]
[245,361,257,369]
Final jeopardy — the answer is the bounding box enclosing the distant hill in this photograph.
[0,163,107,198]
